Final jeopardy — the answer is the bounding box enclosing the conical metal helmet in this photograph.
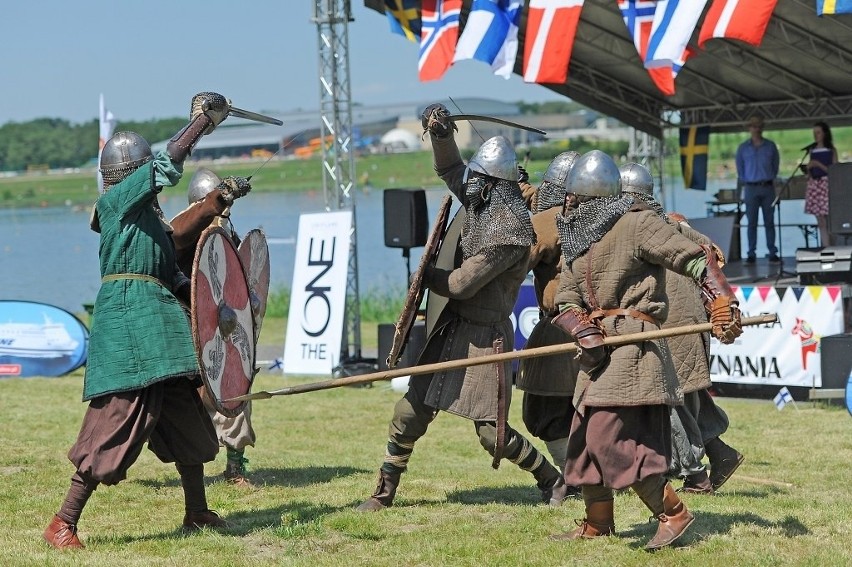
[543,151,580,186]
[565,150,621,198]
[466,136,518,182]
[99,131,153,188]
[619,162,654,195]
[187,168,223,204]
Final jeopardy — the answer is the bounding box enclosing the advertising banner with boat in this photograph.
[0,301,88,377]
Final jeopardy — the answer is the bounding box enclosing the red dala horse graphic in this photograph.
[791,318,821,370]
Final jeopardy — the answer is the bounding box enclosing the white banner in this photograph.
[710,285,845,387]
[283,211,352,375]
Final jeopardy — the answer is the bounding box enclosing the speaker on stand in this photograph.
[828,163,852,245]
[383,189,429,283]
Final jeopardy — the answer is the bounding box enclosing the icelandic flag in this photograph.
[419,0,463,81]
[645,0,708,69]
[773,386,794,410]
[98,93,116,194]
[679,125,709,191]
[454,0,523,79]
[385,0,421,42]
[699,0,778,48]
[817,0,852,15]
[619,1,678,95]
[523,0,585,84]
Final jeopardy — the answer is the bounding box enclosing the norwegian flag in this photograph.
[419,0,463,81]
[523,0,585,84]
[699,0,778,48]
[645,0,707,69]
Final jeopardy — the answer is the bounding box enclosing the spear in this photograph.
[226,314,777,402]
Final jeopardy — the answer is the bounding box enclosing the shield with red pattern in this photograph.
[237,228,270,344]
[191,226,255,418]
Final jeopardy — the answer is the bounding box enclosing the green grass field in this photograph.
[2,315,851,566]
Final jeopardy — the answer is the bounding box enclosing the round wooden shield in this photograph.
[237,228,270,344]
[386,195,453,369]
[424,207,465,338]
[191,226,255,418]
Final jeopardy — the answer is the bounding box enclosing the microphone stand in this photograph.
[755,148,811,282]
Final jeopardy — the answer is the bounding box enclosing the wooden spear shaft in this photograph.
[228,314,777,401]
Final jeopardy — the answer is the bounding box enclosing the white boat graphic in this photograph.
[0,314,79,358]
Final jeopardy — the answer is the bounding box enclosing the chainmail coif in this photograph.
[462,177,535,260]
[557,194,635,266]
[535,180,567,214]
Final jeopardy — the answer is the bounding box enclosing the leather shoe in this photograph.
[680,471,715,495]
[710,451,745,490]
[542,478,581,507]
[183,509,228,532]
[744,256,756,264]
[43,514,84,549]
[768,255,781,264]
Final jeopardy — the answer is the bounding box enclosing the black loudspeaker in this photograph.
[384,189,428,248]
[378,321,427,371]
[828,163,852,235]
[820,333,852,389]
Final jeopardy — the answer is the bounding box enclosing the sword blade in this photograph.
[229,106,283,126]
[449,114,547,136]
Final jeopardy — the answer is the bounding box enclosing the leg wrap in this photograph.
[57,471,98,526]
[176,463,208,513]
[632,474,667,516]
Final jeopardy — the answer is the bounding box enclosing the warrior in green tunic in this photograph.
[44,93,232,550]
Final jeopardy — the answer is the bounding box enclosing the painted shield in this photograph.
[237,228,270,344]
[191,226,255,418]
[424,207,465,338]
[386,195,453,369]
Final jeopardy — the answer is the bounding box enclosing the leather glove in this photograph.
[218,176,251,205]
[191,92,230,135]
[708,296,742,344]
[420,103,457,138]
[551,309,610,374]
[517,165,529,184]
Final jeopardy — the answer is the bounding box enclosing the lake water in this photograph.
[0,178,815,315]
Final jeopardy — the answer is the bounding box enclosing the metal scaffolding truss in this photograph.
[313,0,363,365]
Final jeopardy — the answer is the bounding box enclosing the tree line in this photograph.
[0,117,185,172]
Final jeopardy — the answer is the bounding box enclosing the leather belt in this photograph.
[590,308,660,327]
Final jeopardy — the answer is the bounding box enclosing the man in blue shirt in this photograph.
[735,115,780,264]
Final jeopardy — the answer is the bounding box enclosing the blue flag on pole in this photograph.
[679,125,710,190]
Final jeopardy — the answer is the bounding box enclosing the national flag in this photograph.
[98,93,116,194]
[454,0,523,79]
[817,0,852,15]
[385,0,421,42]
[523,0,584,84]
[645,0,708,69]
[773,386,794,410]
[699,0,778,48]
[618,1,677,95]
[420,0,463,81]
[679,125,709,191]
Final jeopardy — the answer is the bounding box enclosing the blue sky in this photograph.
[0,1,566,126]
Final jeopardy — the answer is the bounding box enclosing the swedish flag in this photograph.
[679,125,710,191]
[817,0,852,15]
[386,0,422,43]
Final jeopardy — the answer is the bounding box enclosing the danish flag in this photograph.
[523,0,585,84]
[699,0,778,48]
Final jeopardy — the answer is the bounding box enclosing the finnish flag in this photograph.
[773,386,794,411]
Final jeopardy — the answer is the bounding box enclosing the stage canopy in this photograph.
[365,1,852,138]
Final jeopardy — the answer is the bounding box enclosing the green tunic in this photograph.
[83,153,198,401]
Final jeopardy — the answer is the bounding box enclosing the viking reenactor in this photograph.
[356,103,564,511]
[43,93,234,549]
[170,168,256,487]
[517,151,582,505]
[549,151,742,550]
[621,163,745,494]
